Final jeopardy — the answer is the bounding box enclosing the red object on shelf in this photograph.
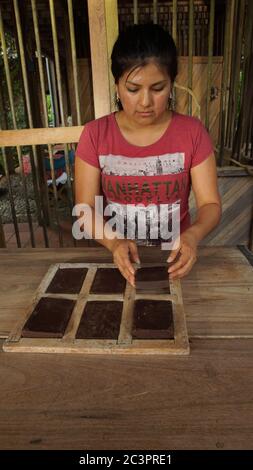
[22,154,31,175]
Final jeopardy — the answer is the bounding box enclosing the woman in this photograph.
[75,23,221,287]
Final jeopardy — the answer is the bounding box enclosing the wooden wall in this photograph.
[176,56,223,147]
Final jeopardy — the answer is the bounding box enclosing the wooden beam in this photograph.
[0,126,84,148]
[87,0,111,118]
[105,0,119,112]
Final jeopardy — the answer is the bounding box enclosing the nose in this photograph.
[139,89,153,108]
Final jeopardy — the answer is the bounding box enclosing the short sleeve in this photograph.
[76,122,99,168]
[191,119,214,168]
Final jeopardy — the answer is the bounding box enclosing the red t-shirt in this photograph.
[76,111,213,239]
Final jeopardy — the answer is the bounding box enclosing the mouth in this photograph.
[137,111,153,117]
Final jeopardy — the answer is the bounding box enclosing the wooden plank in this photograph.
[117,283,135,345]
[0,338,253,449]
[63,267,97,341]
[87,0,111,118]
[217,166,250,177]
[0,126,83,147]
[104,0,119,112]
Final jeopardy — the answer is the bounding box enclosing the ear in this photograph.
[115,84,119,97]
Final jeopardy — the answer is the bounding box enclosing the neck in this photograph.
[118,109,172,131]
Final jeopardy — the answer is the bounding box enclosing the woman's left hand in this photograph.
[167,229,198,279]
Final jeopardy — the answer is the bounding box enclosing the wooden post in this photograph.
[105,0,119,112]
[87,0,117,118]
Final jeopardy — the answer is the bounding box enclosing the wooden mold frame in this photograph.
[3,263,190,355]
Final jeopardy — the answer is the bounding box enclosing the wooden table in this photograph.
[0,246,253,450]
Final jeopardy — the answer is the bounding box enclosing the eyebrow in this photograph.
[126,80,168,86]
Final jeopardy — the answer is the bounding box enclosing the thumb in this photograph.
[128,241,141,264]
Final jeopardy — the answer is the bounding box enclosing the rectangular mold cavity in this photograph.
[132,299,174,339]
[22,297,75,338]
[90,268,126,294]
[76,301,123,339]
[135,266,170,293]
[46,268,88,294]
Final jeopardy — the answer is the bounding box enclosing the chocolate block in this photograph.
[135,266,170,293]
[132,300,174,339]
[46,268,88,294]
[22,297,75,338]
[90,268,126,294]
[76,301,123,339]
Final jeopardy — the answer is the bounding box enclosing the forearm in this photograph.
[186,202,222,244]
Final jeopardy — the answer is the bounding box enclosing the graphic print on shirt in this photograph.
[99,152,184,176]
[99,152,186,245]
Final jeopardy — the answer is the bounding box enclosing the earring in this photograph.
[116,94,121,104]
[168,91,175,109]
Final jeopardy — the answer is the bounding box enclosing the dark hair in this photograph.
[111,23,178,85]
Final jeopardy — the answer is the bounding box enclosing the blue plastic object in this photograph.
[45,149,75,171]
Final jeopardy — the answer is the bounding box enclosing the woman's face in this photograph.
[116,60,172,125]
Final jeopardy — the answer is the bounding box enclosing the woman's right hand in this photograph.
[110,239,140,287]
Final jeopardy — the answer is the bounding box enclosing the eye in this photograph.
[152,87,165,92]
[127,88,138,93]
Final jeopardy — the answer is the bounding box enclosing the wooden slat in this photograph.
[87,0,111,118]
[105,0,119,112]
[0,126,84,147]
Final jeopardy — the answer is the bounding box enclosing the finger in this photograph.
[168,251,190,274]
[117,256,136,284]
[170,257,195,280]
[128,241,140,265]
[167,246,181,264]
[114,252,135,276]
[117,263,135,287]
[123,255,135,276]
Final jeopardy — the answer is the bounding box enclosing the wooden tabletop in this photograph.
[0,246,253,449]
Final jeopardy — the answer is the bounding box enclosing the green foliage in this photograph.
[0,31,27,131]
[46,94,54,127]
